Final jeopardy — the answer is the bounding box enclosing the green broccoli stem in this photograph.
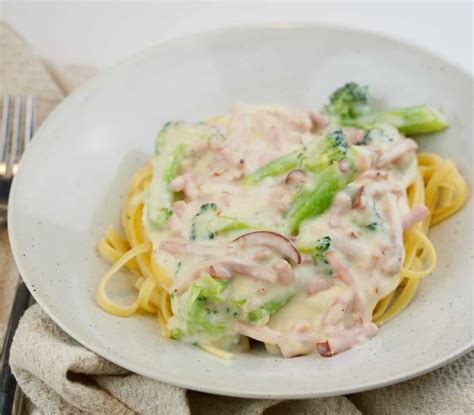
[190,203,253,240]
[149,144,186,228]
[345,105,448,135]
[287,164,355,235]
[164,144,186,186]
[248,294,294,324]
[245,150,302,184]
[245,129,349,185]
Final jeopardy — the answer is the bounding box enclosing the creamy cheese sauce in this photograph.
[143,104,421,357]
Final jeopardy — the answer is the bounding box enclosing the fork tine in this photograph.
[0,96,10,175]
[23,96,35,147]
[8,97,23,177]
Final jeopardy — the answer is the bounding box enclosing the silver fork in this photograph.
[0,95,35,415]
[0,96,35,224]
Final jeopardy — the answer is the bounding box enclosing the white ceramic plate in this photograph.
[8,25,473,399]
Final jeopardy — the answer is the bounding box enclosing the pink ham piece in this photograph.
[209,264,232,280]
[165,214,186,238]
[278,332,318,358]
[189,140,209,157]
[192,257,277,283]
[402,205,429,229]
[355,151,372,172]
[277,109,313,132]
[322,297,351,326]
[272,259,295,285]
[376,138,418,167]
[309,110,329,130]
[324,251,365,314]
[271,186,292,214]
[172,200,188,218]
[160,239,231,257]
[169,175,187,192]
[172,256,277,293]
[352,186,366,209]
[210,257,277,283]
[268,125,283,150]
[330,233,370,259]
[250,248,272,262]
[329,192,352,228]
[304,278,332,296]
[325,251,356,287]
[169,174,199,198]
[301,254,313,264]
[233,231,302,264]
[316,323,378,357]
[285,169,307,185]
[381,193,404,274]
[345,128,365,145]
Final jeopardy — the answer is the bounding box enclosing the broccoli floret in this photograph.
[190,203,251,240]
[316,236,331,252]
[170,328,184,340]
[172,274,231,338]
[190,203,219,240]
[302,129,349,173]
[323,82,448,135]
[324,82,369,122]
[318,128,349,162]
[366,222,378,231]
[311,236,333,275]
[312,236,331,264]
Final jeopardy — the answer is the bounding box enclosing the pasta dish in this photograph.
[96,83,467,358]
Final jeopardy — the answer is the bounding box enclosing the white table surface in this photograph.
[2,1,473,73]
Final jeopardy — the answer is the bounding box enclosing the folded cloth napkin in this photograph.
[1,21,473,415]
[10,304,360,415]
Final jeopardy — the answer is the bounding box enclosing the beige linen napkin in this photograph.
[1,21,473,414]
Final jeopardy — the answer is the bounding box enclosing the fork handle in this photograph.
[0,180,11,226]
[0,281,30,414]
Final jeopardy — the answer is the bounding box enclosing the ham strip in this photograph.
[304,278,332,296]
[322,297,351,326]
[376,139,417,167]
[329,192,352,228]
[172,256,277,293]
[402,205,429,229]
[352,186,366,209]
[309,110,329,130]
[345,128,365,145]
[325,251,365,315]
[272,259,295,285]
[160,239,230,257]
[317,323,378,357]
[382,194,404,274]
[330,232,370,259]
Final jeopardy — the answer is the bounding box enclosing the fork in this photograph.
[0,95,35,415]
[0,96,34,223]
